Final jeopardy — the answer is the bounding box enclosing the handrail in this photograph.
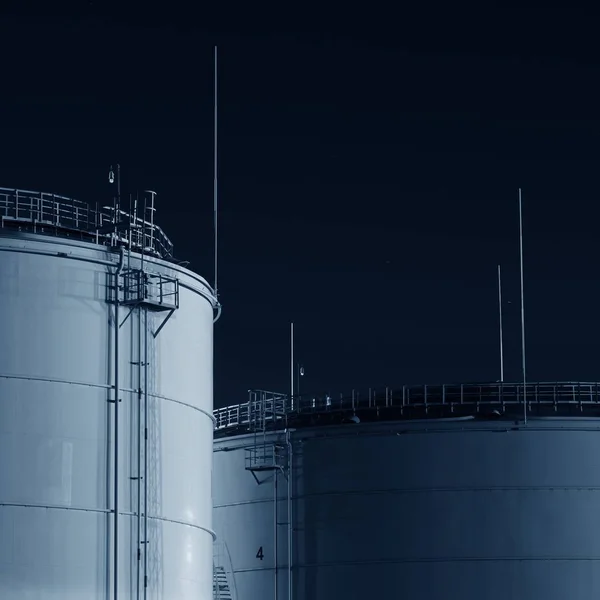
[213,381,600,431]
[213,541,237,600]
[0,187,174,260]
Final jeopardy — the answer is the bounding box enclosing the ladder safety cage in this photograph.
[108,267,180,339]
[120,269,180,311]
[245,443,288,472]
[244,390,290,475]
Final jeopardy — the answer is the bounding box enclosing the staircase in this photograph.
[213,565,233,600]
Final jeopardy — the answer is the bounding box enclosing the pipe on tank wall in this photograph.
[213,303,222,323]
[136,306,143,600]
[286,429,293,600]
[274,468,278,600]
[114,246,125,600]
[143,306,149,598]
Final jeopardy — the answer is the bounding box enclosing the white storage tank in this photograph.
[213,384,600,599]
[0,188,219,600]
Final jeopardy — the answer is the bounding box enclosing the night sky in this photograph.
[1,7,599,407]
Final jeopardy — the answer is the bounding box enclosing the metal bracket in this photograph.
[119,306,135,328]
[153,308,175,338]
[247,468,281,486]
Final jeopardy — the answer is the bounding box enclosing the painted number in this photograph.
[256,546,264,560]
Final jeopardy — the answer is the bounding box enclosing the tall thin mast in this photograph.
[498,264,504,383]
[518,188,527,424]
[290,323,294,411]
[213,45,219,297]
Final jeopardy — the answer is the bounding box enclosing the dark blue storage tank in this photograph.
[213,383,600,599]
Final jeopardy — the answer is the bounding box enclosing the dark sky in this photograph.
[1,6,599,407]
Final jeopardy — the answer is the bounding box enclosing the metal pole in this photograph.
[117,164,121,217]
[498,264,504,382]
[519,188,527,424]
[114,164,121,247]
[290,323,294,411]
[274,469,278,600]
[128,194,133,253]
[213,45,219,297]
[286,429,293,600]
[114,247,124,600]
[136,307,142,600]
[141,195,146,273]
[134,193,138,250]
[145,191,156,252]
[143,307,149,597]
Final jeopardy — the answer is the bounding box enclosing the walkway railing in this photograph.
[0,187,173,259]
[214,381,600,431]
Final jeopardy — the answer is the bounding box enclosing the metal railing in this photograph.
[0,187,173,259]
[120,270,180,308]
[245,443,287,470]
[214,381,600,431]
[213,542,236,600]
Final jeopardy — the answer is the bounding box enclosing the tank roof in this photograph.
[213,381,600,438]
[0,187,173,260]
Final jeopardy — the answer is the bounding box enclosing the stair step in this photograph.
[213,565,232,599]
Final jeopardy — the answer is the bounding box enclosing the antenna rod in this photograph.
[213,45,219,297]
[117,164,121,216]
[498,264,504,383]
[518,188,527,424]
[290,322,294,411]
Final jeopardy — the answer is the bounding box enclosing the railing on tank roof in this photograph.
[213,381,600,431]
[0,187,174,259]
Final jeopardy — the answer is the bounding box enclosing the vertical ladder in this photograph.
[243,391,292,600]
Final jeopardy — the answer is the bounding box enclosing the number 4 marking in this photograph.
[256,546,264,560]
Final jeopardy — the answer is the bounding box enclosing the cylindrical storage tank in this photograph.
[0,191,218,600]
[213,385,600,599]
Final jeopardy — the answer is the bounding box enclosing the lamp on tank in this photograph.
[108,165,120,200]
[108,164,121,244]
[297,364,304,396]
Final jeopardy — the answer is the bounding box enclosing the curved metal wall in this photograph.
[0,233,216,600]
[213,417,600,599]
